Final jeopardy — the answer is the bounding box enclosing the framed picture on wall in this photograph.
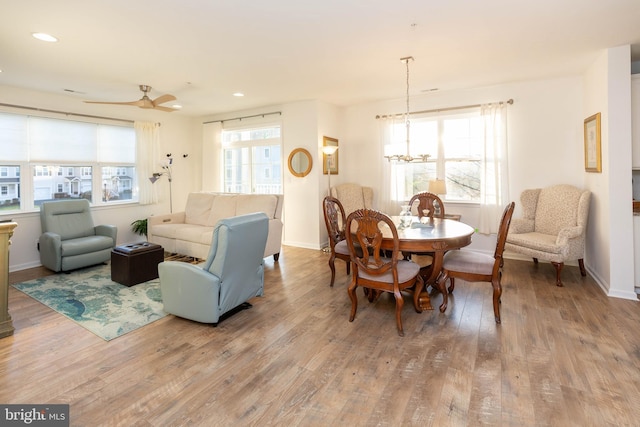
[322,136,339,175]
[584,112,602,173]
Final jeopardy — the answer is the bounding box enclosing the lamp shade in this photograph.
[429,179,447,195]
[322,146,338,155]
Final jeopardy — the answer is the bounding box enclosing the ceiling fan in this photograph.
[84,85,177,112]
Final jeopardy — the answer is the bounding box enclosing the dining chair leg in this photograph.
[492,278,502,323]
[347,278,358,322]
[328,255,336,287]
[394,291,405,337]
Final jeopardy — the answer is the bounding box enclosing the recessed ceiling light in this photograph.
[32,33,58,42]
[172,104,182,109]
[233,92,244,97]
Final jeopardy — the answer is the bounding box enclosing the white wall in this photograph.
[0,85,199,271]
[583,46,635,299]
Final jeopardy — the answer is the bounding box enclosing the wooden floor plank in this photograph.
[2,246,640,425]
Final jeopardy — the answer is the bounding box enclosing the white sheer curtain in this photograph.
[478,103,509,234]
[379,115,405,215]
[135,121,160,205]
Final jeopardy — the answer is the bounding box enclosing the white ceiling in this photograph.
[2,0,640,117]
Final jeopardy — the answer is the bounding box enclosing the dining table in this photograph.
[379,216,475,312]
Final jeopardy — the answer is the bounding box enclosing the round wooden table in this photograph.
[380,216,475,311]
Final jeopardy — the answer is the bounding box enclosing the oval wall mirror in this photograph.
[288,148,313,177]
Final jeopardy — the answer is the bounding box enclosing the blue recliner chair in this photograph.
[158,212,269,324]
[39,199,118,272]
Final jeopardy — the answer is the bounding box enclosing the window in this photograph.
[390,110,483,202]
[0,166,20,212]
[0,112,136,212]
[222,125,282,194]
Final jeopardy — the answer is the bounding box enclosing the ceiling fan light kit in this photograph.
[84,85,177,112]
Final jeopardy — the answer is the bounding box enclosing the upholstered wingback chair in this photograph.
[39,199,117,272]
[158,212,268,324]
[330,183,374,217]
[505,184,590,287]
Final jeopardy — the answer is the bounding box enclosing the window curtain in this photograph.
[478,103,509,234]
[379,115,405,215]
[135,121,160,205]
[202,122,223,191]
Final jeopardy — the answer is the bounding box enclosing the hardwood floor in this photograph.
[3,246,640,426]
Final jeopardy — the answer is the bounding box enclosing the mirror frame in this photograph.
[287,148,313,177]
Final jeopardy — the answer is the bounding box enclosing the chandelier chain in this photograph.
[405,58,410,149]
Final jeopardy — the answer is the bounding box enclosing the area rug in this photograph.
[12,264,166,341]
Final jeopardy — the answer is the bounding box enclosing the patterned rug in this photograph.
[12,263,167,341]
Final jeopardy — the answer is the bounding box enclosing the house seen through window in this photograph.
[391,110,483,203]
[0,112,137,213]
[221,125,282,194]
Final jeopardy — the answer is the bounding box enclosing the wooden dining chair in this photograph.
[409,191,445,220]
[322,196,352,287]
[437,202,515,323]
[345,208,424,336]
[406,191,445,282]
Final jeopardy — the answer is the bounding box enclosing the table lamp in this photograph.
[428,179,446,216]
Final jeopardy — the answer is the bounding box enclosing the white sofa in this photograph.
[147,192,284,261]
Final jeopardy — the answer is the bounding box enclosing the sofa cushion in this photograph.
[61,235,115,257]
[151,223,197,239]
[236,194,278,218]
[185,193,215,226]
[207,194,238,226]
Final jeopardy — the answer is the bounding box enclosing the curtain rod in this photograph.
[0,102,141,125]
[203,111,282,124]
[375,98,514,119]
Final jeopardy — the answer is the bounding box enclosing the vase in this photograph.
[399,204,412,228]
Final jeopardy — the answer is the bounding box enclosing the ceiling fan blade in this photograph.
[153,105,176,113]
[84,99,145,107]
[152,94,177,106]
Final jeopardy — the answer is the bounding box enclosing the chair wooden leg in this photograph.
[328,255,336,287]
[347,278,358,322]
[394,290,405,337]
[447,276,455,294]
[492,278,502,323]
[578,258,586,277]
[551,262,564,287]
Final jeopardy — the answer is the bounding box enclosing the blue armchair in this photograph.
[158,212,269,324]
[39,199,117,272]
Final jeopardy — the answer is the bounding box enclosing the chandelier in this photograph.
[384,56,430,163]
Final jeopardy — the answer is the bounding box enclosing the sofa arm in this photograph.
[158,261,221,323]
[556,226,583,245]
[38,232,62,271]
[95,224,117,243]
[148,212,186,227]
[509,218,534,234]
